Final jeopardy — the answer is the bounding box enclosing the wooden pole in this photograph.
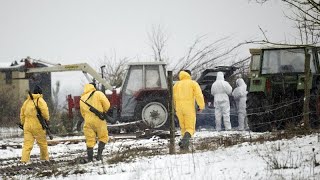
[303,50,311,130]
[167,71,175,154]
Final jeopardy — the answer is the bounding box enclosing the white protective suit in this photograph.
[211,72,233,131]
[232,78,248,131]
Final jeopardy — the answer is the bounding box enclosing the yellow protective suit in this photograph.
[173,71,205,136]
[20,94,50,162]
[80,84,110,148]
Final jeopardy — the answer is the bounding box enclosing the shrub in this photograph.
[0,87,20,127]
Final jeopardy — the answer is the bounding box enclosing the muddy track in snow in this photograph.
[0,146,168,178]
[0,130,302,178]
[0,133,167,178]
[0,149,89,178]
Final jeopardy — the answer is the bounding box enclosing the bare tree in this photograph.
[148,25,169,62]
[147,26,249,80]
[98,52,130,88]
[171,35,249,79]
[0,86,20,127]
[51,81,60,116]
[254,0,320,44]
[289,8,320,44]
[231,56,251,80]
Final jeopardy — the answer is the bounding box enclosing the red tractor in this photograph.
[27,62,170,132]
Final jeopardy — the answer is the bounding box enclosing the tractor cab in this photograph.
[119,62,169,128]
[248,46,320,131]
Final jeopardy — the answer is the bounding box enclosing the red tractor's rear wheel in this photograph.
[135,98,169,129]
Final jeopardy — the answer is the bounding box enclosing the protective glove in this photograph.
[16,123,23,130]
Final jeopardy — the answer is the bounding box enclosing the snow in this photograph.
[0,127,21,138]
[0,62,11,67]
[0,61,23,68]
[105,87,121,95]
[1,129,320,179]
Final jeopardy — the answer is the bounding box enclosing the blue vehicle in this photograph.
[195,67,239,130]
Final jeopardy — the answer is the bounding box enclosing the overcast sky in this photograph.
[0,0,295,63]
[0,0,295,101]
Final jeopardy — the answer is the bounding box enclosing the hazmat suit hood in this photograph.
[179,71,191,81]
[216,72,224,81]
[27,93,42,100]
[82,84,96,95]
[232,78,248,99]
[236,78,247,89]
[211,71,232,96]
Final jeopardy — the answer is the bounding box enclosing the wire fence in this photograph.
[0,94,319,137]
[246,96,304,112]
[196,94,319,132]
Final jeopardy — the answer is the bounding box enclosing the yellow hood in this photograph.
[82,84,96,95]
[179,71,191,81]
[27,93,42,100]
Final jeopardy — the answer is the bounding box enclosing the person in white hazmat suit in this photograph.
[232,78,249,131]
[211,72,233,131]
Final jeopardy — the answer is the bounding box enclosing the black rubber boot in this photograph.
[87,147,94,162]
[96,141,105,161]
[179,132,191,150]
[76,118,84,132]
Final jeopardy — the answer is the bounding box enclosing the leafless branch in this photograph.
[171,36,250,79]
[98,52,130,87]
[254,0,320,44]
[148,25,169,62]
[259,26,269,42]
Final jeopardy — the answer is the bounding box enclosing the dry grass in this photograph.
[107,146,165,164]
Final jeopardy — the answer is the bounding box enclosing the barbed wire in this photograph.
[246,97,302,112]
[1,94,319,137]
[200,98,308,116]
[247,99,303,116]
[246,94,319,112]
[251,112,307,126]
[200,99,300,116]
[248,111,318,131]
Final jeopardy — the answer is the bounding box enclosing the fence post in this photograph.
[167,71,175,154]
[303,50,311,130]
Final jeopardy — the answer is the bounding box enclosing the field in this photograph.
[1,128,320,179]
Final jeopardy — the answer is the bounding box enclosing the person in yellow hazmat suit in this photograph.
[80,83,110,162]
[20,85,50,163]
[173,70,205,150]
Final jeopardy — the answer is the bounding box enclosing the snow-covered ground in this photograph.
[1,129,320,180]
